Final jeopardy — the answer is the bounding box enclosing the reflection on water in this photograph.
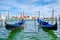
[6,26,24,40]
[43,29,57,40]
[0,20,60,40]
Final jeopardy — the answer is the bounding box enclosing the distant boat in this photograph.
[37,18,57,30]
[5,19,25,30]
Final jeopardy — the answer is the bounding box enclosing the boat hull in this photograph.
[5,19,24,30]
[5,23,24,30]
[42,25,57,30]
[37,18,57,30]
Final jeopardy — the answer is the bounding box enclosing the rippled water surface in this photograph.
[0,20,60,40]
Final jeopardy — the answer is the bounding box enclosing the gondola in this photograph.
[37,18,57,30]
[5,19,25,30]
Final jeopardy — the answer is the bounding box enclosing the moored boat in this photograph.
[37,18,57,30]
[5,19,25,30]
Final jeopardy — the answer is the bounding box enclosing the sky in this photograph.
[0,0,60,18]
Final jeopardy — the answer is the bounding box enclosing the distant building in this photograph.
[11,16,17,20]
[23,16,29,20]
[32,16,37,20]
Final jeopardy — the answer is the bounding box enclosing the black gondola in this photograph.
[5,19,25,30]
[37,18,57,30]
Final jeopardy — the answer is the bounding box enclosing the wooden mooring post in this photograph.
[51,9,54,24]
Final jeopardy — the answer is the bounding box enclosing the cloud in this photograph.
[33,0,57,6]
[0,0,60,18]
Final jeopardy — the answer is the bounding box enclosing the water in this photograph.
[0,20,60,40]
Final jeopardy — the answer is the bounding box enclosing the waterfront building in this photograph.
[23,15,29,20]
[32,16,37,20]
